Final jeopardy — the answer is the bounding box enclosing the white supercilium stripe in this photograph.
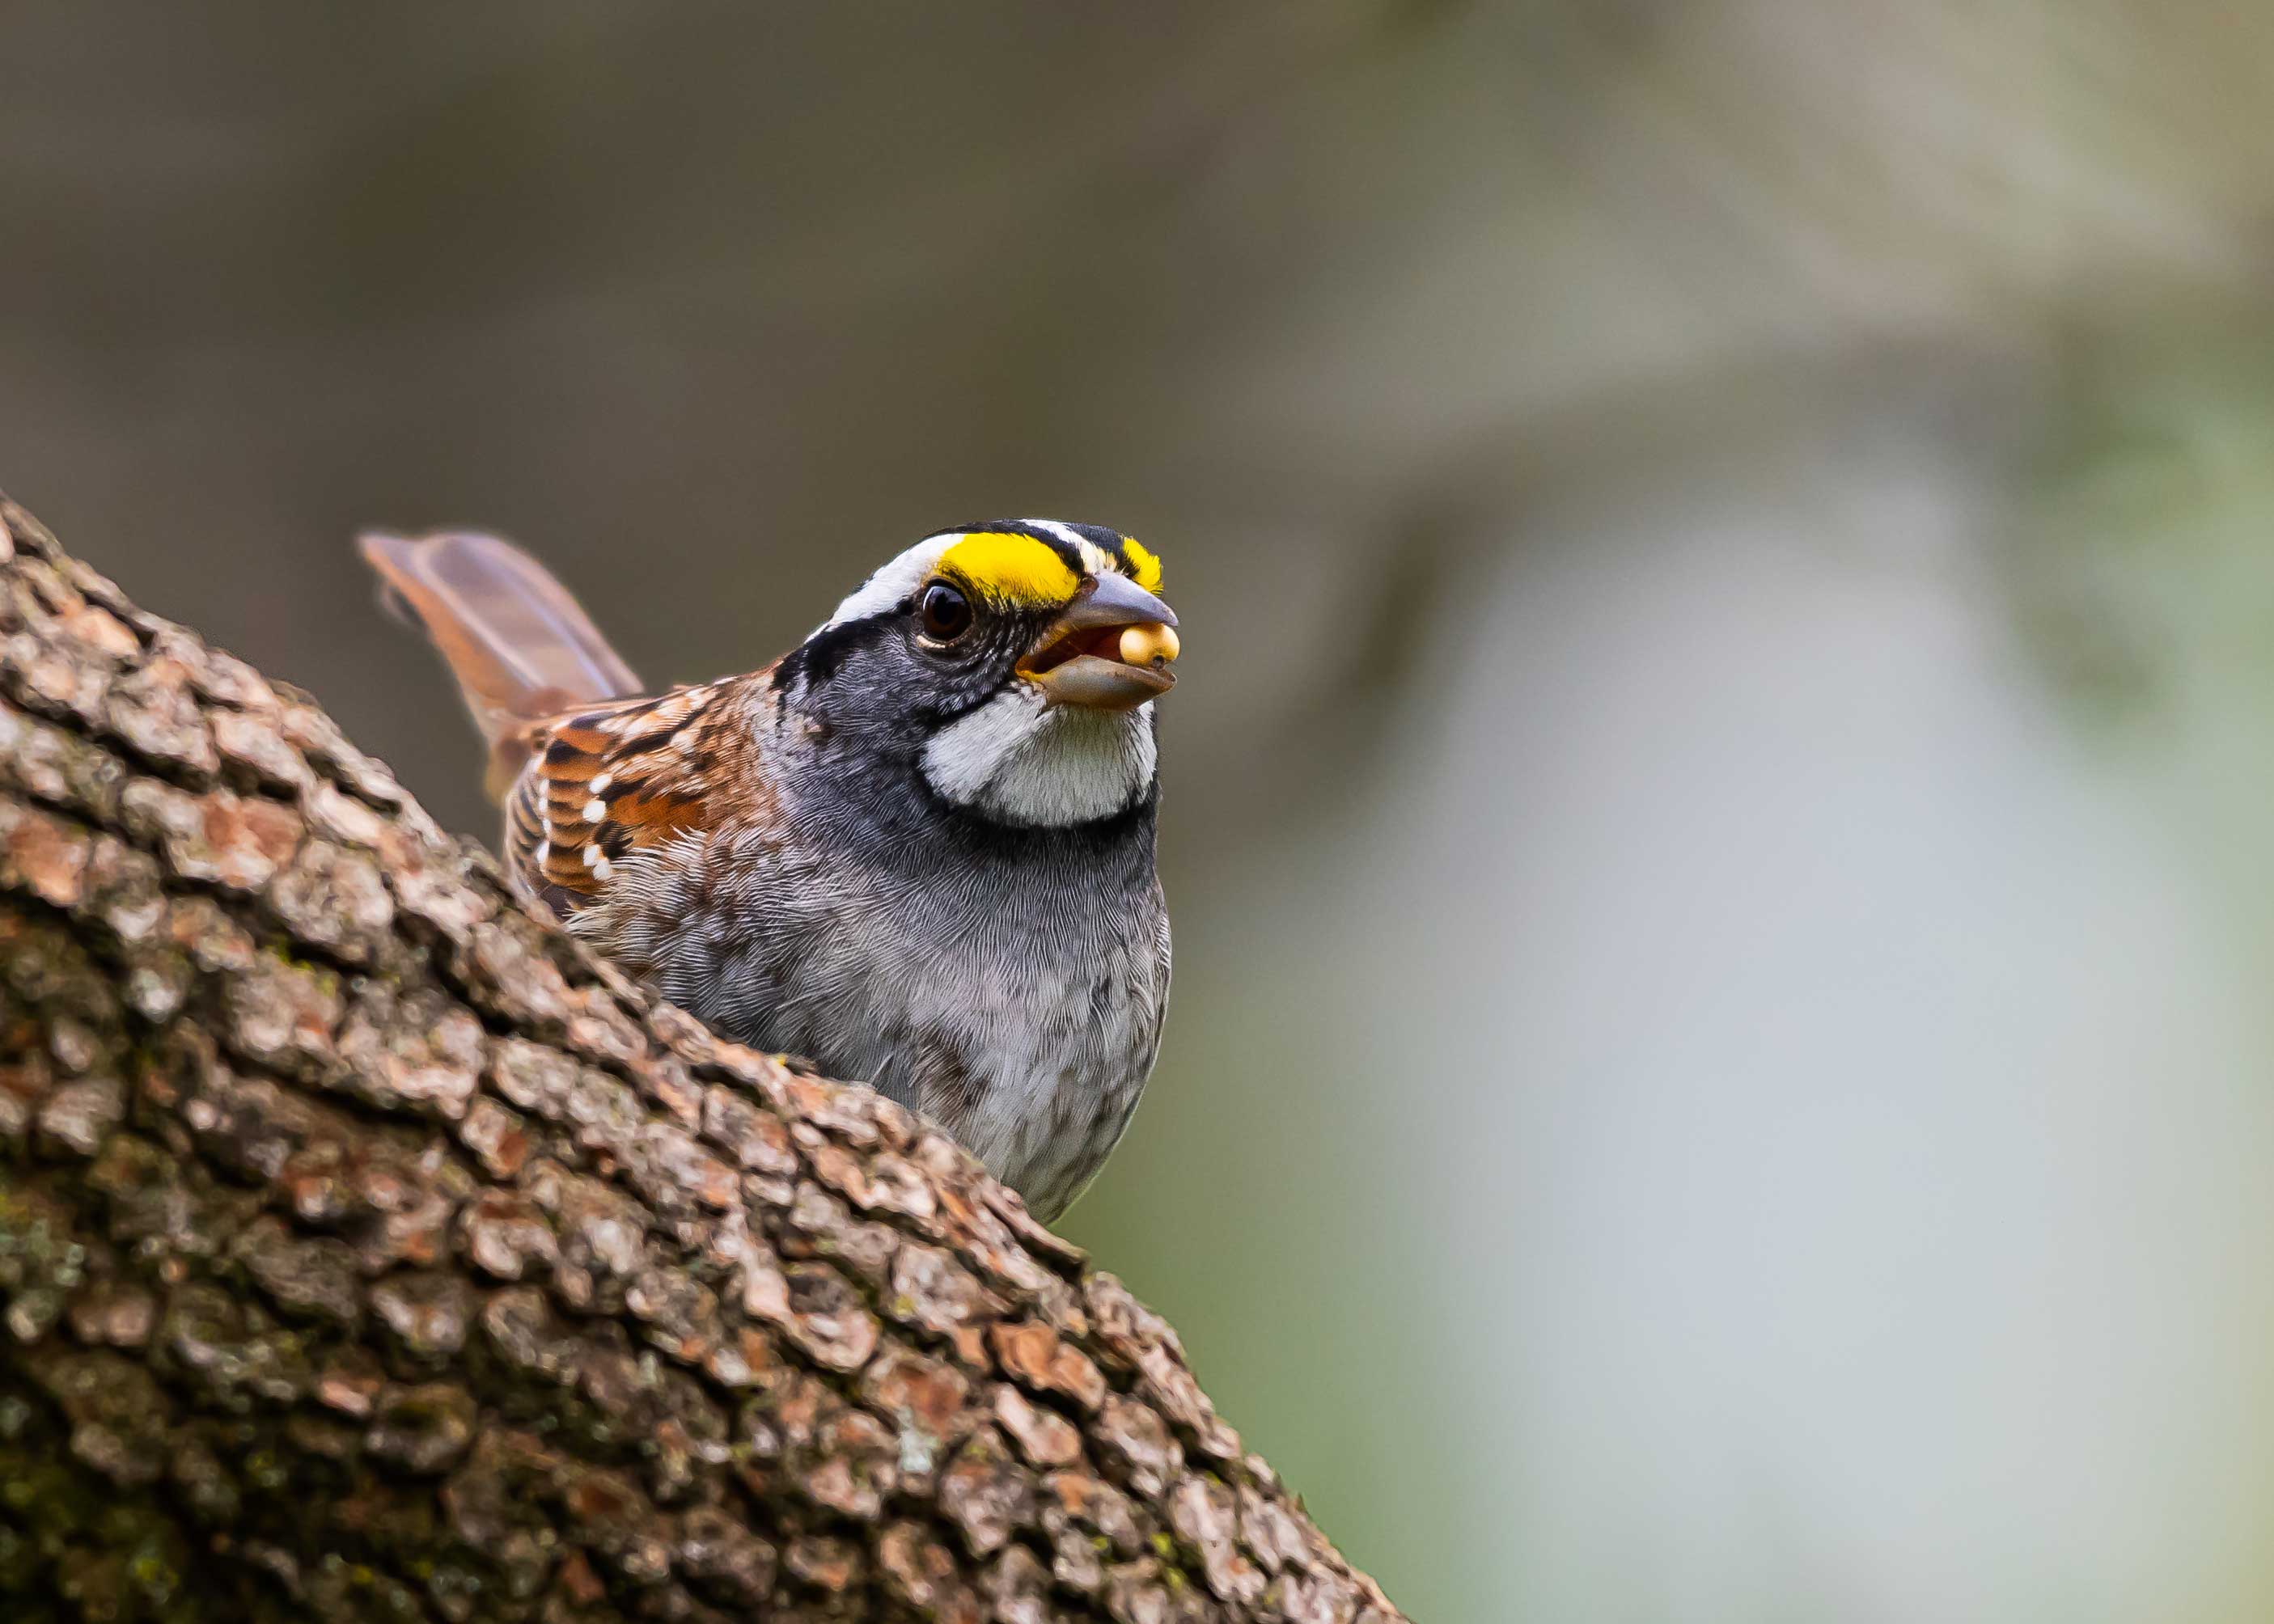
[819,533,960,632]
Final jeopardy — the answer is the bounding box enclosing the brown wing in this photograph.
[503,679,751,918]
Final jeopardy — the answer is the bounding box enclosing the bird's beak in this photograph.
[1017,573,1181,711]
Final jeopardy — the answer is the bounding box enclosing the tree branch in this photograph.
[0,493,1402,1624]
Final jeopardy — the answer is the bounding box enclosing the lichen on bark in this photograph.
[0,493,1403,1623]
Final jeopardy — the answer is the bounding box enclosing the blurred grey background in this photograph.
[9,4,2274,1618]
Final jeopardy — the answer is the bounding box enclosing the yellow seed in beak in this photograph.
[1119,622,1179,668]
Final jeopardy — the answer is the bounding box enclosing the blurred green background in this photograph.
[11,4,2274,1618]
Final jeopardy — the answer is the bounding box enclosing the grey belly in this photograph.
[605,851,1169,1220]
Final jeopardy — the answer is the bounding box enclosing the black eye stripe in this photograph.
[772,610,896,691]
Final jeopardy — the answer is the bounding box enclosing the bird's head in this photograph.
[773,519,1179,828]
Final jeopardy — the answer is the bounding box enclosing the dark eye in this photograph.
[918,581,973,642]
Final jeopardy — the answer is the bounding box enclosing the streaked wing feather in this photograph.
[503,680,743,915]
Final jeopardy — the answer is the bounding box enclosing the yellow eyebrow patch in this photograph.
[1119,537,1163,593]
[938,532,1082,608]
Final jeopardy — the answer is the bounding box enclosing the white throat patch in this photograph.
[922,686,1156,827]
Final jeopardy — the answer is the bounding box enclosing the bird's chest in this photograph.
[875,905,1167,1207]
[596,831,1167,1214]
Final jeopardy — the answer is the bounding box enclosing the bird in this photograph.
[360,519,1181,1221]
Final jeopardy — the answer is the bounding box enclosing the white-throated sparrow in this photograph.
[361,520,1179,1220]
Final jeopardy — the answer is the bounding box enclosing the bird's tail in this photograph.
[358,530,643,803]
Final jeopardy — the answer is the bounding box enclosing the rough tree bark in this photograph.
[0,493,1404,1624]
